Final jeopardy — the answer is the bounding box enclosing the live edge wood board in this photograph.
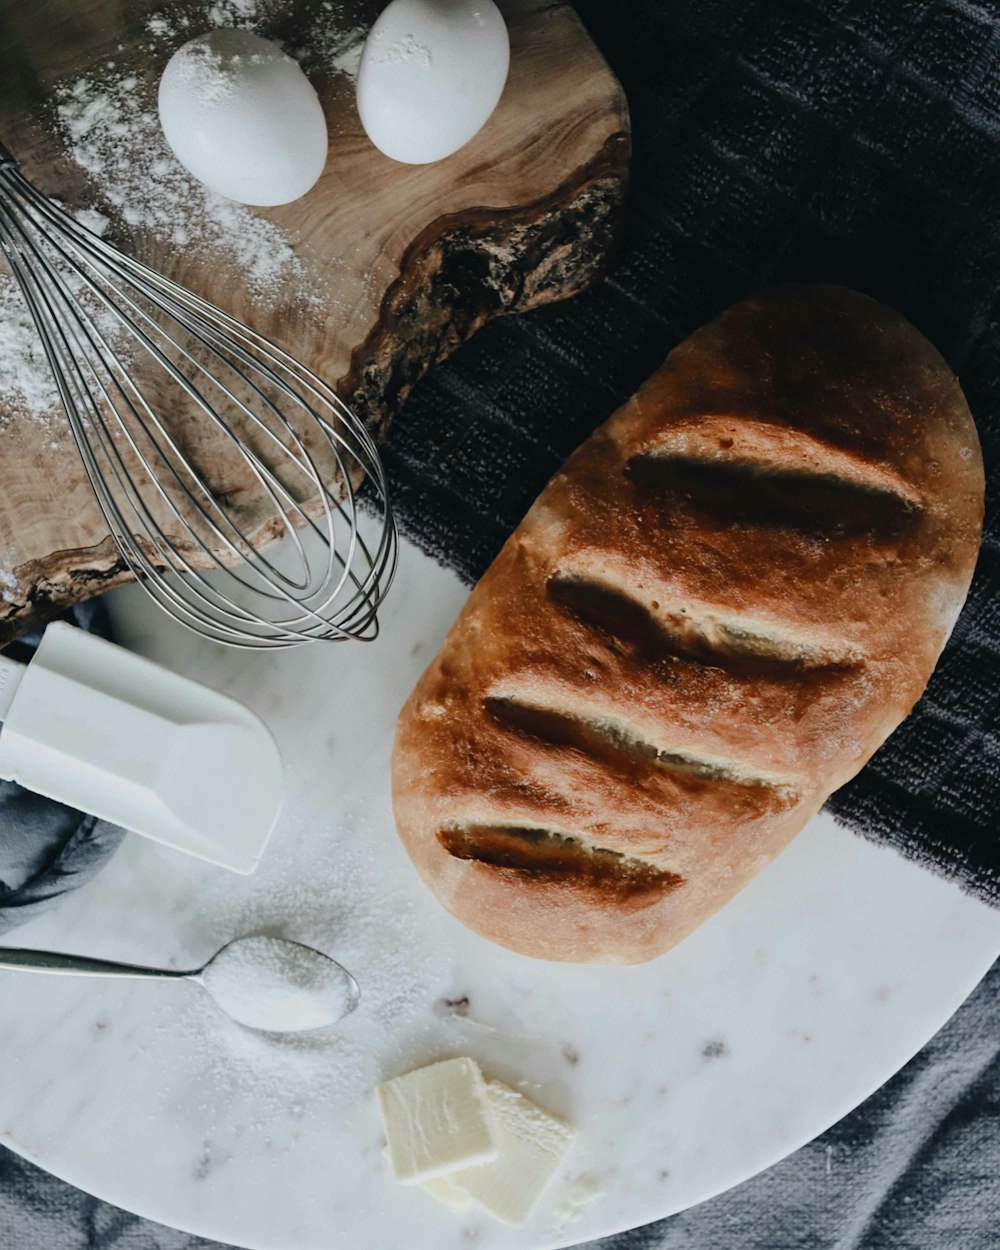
[0,0,629,643]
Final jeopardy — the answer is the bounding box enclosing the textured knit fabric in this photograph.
[385,0,1000,906]
[0,600,125,934]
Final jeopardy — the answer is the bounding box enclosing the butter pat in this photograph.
[381,1146,473,1212]
[420,1173,474,1213]
[450,1080,576,1226]
[377,1057,499,1184]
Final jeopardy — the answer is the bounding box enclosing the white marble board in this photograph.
[0,537,997,1250]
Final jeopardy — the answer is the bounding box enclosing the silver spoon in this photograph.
[0,935,360,1033]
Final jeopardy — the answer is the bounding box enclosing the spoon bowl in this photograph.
[0,935,361,1033]
[199,935,361,1033]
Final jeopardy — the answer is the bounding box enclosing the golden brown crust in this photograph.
[392,285,985,964]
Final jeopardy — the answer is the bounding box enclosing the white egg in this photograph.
[158,29,328,207]
[356,0,510,165]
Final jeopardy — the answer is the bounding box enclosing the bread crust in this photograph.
[392,285,985,963]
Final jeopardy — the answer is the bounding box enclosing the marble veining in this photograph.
[0,538,996,1250]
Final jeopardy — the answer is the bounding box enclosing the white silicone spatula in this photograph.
[0,622,283,873]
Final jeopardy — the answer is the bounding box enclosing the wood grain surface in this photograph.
[0,0,629,642]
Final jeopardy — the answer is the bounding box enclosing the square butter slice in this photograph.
[377,1057,499,1185]
[381,1147,473,1212]
[451,1080,576,1225]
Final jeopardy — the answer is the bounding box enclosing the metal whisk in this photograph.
[0,141,397,649]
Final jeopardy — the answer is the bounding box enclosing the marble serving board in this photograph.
[0,535,997,1250]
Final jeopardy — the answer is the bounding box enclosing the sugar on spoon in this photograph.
[0,935,360,1033]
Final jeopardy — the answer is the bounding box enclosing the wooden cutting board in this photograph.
[0,0,628,643]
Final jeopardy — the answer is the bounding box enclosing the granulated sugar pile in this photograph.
[202,935,359,1032]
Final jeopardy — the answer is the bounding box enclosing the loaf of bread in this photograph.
[392,285,984,964]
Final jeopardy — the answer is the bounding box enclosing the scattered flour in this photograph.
[0,567,18,603]
[202,935,357,1032]
[300,3,368,80]
[168,37,240,105]
[0,2,369,423]
[55,70,300,291]
[374,33,433,69]
[326,25,367,80]
[73,206,110,236]
[201,0,367,80]
[0,242,137,425]
[49,0,371,296]
[0,273,62,420]
[548,1172,606,1235]
[206,0,261,28]
[145,14,176,39]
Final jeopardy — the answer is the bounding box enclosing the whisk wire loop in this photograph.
[0,150,396,648]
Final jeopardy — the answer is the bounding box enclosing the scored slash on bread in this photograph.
[392,285,985,964]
